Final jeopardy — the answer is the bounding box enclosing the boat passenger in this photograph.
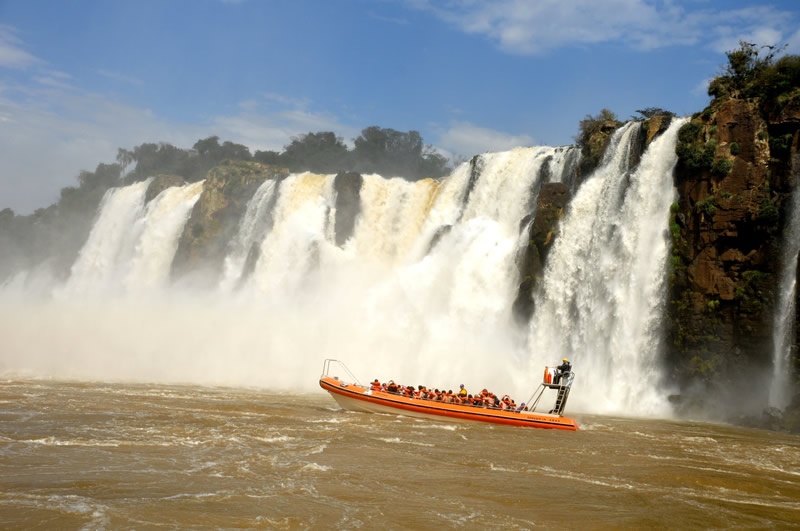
[516,402,528,412]
[387,380,399,394]
[500,395,511,410]
[491,393,500,408]
[370,379,382,391]
[458,384,468,400]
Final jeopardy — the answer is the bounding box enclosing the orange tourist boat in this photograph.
[319,359,578,431]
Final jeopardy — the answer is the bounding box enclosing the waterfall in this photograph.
[349,174,440,263]
[246,172,338,297]
[123,181,204,293]
[59,179,202,298]
[60,178,152,297]
[2,135,688,416]
[770,174,800,409]
[526,119,687,416]
[219,179,278,291]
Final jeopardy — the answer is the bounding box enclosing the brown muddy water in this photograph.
[1,380,798,529]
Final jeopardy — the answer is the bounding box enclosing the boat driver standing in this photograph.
[554,358,572,384]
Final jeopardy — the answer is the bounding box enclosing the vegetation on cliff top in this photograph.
[708,42,800,107]
[574,108,622,175]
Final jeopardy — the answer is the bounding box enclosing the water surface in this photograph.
[1,381,798,528]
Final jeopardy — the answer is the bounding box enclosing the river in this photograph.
[1,380,798,529]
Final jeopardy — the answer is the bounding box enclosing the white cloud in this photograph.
[437,121,535,159]
[705,7,788,53]
[785,28,800,54]
[33,70,76,91]
[407,0,796,54]
[0,25,42,69]
[0,85,205,214]
[213,94,359,153]
[0,82,358,213]
[97,69,144,87]
[691,77,713,98]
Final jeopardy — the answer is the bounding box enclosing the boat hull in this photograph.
[320,376,578,431]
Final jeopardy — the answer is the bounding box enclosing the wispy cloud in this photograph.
[33,70,75,91]
[97,69,144,87]
[407,0,795,54]
[215,94,359,152]
[437,121,535,159]
[0,83,203,213]
[789,28,800,54]
[368,10,410,25]
[0,73,358,212]
[0,24,42,69]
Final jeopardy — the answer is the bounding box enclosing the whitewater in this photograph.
[1,120,686,417]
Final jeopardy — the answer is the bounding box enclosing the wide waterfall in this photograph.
[1,126,688,417]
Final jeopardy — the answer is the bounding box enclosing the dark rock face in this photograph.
[333,172,363,247]
[145,175,186,203]
[512,182,570,324]
[666,97,800,419]
[578,119,621,178]
[171,161,289,284]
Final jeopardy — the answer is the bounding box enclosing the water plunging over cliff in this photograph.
[770,165,800,409]
[527,119,687,415]
[61,180,204,297]
[1,133,689,416]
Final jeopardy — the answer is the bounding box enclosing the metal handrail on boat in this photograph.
[526,371,575,416]
[321,359,363,387]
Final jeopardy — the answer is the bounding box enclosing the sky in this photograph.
[1,0,799,214]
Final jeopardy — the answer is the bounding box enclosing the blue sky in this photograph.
[1,0,799,213]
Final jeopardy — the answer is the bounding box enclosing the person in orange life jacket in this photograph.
[387,380,399,394]
[554,358,572,384]
[457,384,468,402]
[370,379,382,391]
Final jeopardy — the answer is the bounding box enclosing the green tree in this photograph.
[351,126,449,179]
[281,131,349,173]
[220,141,251,161]
[127,142,190,180]
[253,149,282,165]
[576,108,620,146]
[707,41,788,99]
[634,107,674,119]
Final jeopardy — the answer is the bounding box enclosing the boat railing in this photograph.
[526,370,575,416]
[321,359,362,387]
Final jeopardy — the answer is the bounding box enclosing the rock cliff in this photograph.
[171,160,288,284]
[512,182,570,324]
[666,93,800,425]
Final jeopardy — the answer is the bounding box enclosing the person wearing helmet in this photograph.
[554,357,572,384]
